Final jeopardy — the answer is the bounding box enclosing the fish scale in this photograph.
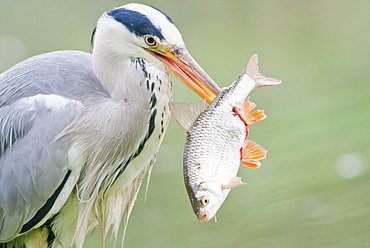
[170,54,282,222]
[184,100,245,187]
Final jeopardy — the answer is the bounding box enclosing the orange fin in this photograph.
[242,98,266,124]
[233,98,266,125]
[241,140,267,168]
[241,159,261,168]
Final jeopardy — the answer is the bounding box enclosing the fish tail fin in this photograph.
[241,140,267,168]
[245,54,282,88]
[242,97,266,124]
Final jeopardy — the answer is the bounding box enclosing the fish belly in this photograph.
[184,108,246,188]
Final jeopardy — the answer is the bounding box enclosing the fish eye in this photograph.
[144,35,157,46]
[201,196,209,206]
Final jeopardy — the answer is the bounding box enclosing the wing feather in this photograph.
[0,94,83,242]
[0,50,107,242]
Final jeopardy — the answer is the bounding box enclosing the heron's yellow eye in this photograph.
[201,196,209,206]
[144,35,157,46]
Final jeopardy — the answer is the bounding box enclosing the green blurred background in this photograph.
[1,0,369,247]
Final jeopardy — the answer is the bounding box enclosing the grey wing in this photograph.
[0,93,83,242]
[0,51,107,242]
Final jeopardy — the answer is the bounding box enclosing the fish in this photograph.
[170,54,281,222]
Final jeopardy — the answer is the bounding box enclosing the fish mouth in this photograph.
[196,212,211,222]
[147,44,220,103]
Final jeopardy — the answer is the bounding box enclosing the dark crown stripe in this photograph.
[108,8,165,40]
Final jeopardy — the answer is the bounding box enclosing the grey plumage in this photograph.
[0,49,171,247]
[0,3,220,247]
[0,51,96,239]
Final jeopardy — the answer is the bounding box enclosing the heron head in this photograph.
[92,3,220,103]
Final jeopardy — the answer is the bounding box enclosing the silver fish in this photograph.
[170,54,281,222]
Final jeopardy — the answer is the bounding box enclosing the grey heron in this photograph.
[0,3,220,248]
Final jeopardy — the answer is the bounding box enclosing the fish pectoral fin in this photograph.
[169,100,206,132]
[241,140,267,168]
[222,177,246,190]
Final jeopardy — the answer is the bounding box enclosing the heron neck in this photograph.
[92,51,147,101]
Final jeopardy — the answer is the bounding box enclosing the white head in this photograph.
[92,3,220,102]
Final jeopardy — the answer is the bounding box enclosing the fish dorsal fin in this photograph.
[244,54,282,88]
[241,140,267,168]
[222,177,246,190]
[169,100,206,132]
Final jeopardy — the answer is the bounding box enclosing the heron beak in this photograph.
[149,45,220,103]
